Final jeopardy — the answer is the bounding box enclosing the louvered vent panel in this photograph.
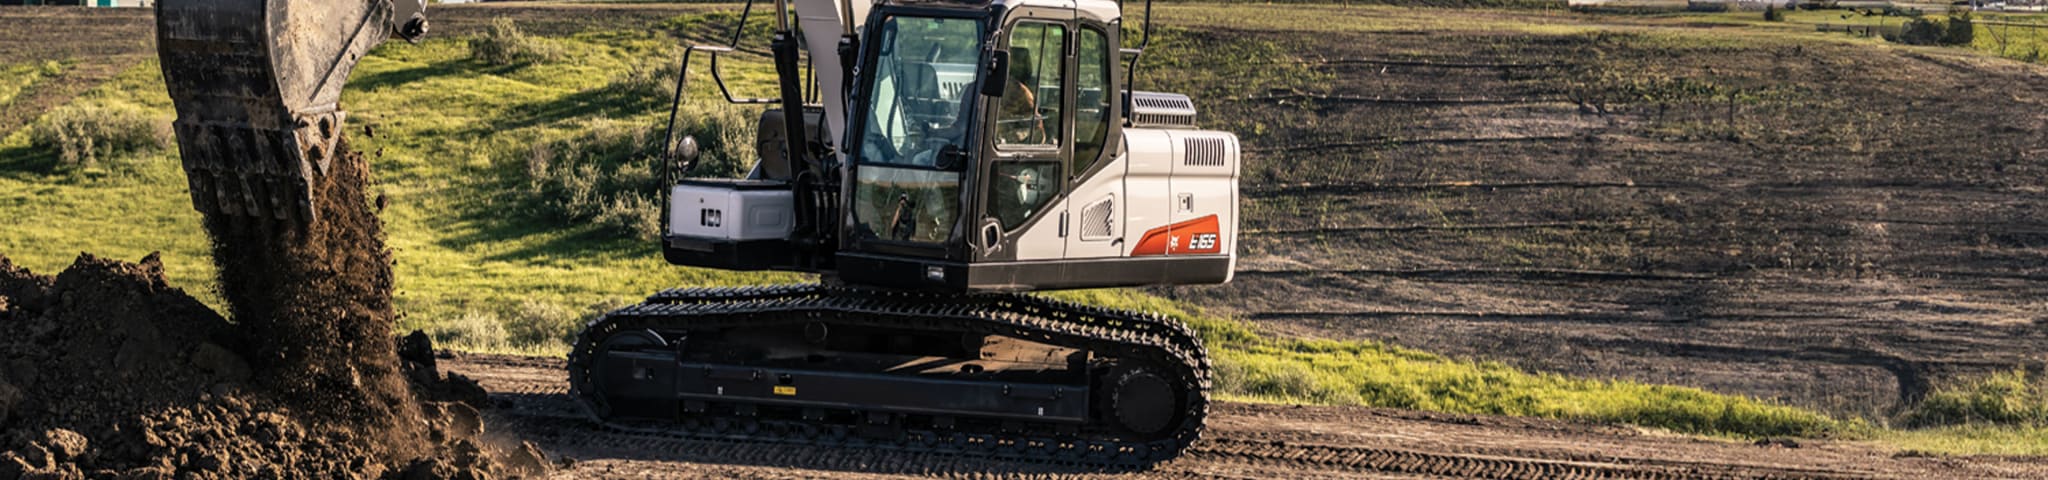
[1184,137,1227,167]
[1135,113,1195,127]
[1129,91,1198,129]
[1080,197,1115,241]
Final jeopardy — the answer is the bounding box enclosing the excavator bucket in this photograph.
[156,0,426,224]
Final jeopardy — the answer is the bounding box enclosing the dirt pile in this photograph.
[0,253,541,480]
[0,142,543,479]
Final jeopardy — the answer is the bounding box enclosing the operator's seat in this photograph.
[903,61,943,119]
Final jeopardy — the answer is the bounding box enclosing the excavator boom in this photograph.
[156,0,426,224]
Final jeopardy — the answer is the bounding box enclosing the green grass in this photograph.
[1875,367,2048,453]
[0,61,61,108]
[0,58,215,306]
[1879,425,2048,456]
[1048,289,1848,439]
[1906,370,2048,427]
[0,6,2042,457]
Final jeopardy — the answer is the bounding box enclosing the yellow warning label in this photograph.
[773,385,797,396]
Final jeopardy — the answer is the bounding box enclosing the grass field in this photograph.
[0,3,2042,456]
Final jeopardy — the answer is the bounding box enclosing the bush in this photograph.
[431,299,635,354]
[517,91,757,240]
[602,59,759,179]
[1895,13,1974,46]
[669,98,758,179]
[1905,370,2048,427]
[428,311,512,352]
[523,121,665,239]
[1944,12,1974,45]
[606,58,679,101]
[504,299,579,350]
[28,103,172,170]
[1764,5,1785,22]
[469,18,565,66]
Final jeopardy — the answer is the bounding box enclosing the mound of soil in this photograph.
[0,141,544,479]
[0,254,539,480]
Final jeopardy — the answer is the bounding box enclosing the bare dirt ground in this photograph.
[1152,14,2048,419]
[447,353,2048,479]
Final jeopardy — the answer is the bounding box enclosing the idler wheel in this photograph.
[586,329,669,416]
[1109,367,1180,436]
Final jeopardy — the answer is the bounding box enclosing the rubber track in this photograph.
[567,284,1213,467]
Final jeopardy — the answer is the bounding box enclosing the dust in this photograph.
[0,141,544,479]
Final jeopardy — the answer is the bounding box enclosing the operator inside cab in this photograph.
[996,46,1048,146]
[988,22,1064,232]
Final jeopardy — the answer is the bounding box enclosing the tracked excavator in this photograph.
[155,0,1238,466]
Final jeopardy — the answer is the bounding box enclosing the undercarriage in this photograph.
[567,285,1210,465]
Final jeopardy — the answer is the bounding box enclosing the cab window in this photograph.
[994,22,1065,148]
[1072,26,1111,178]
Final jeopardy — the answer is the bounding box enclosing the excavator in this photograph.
[155,0,1239,466]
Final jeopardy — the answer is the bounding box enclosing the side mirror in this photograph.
[979,50,1009,98]
[663,135,700,181]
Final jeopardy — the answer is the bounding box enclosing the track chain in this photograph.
[567,284,1212,467]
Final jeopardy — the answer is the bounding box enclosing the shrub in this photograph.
[28,103,172,170]
[1905,370,2048,427]
[505,299,579,350]
[518,90,757,239]
[522,120,665,239]
[602,59,759,179]
[428,310,512,352]
[1895,13,1974,46]
[1944,12,1974,45]
[501,298,634,352]
[606,58,679,101]
[670,99,758,179]
[1764,5,1785,22]
[469,18,565,66]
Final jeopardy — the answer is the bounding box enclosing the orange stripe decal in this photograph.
[1130,215,1221,256]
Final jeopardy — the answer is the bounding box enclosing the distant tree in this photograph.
[1900,16,1946,45]
[1765,4,1787,21]
[1944,12,1975,45]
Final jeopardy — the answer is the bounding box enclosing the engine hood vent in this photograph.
[1129,91,1197,129]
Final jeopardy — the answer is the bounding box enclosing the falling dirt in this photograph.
[0,142,544,479]
[196,137,419,455]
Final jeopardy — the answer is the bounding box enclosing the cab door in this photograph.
[976,17,1070,261]
[1062,23,1124,259]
